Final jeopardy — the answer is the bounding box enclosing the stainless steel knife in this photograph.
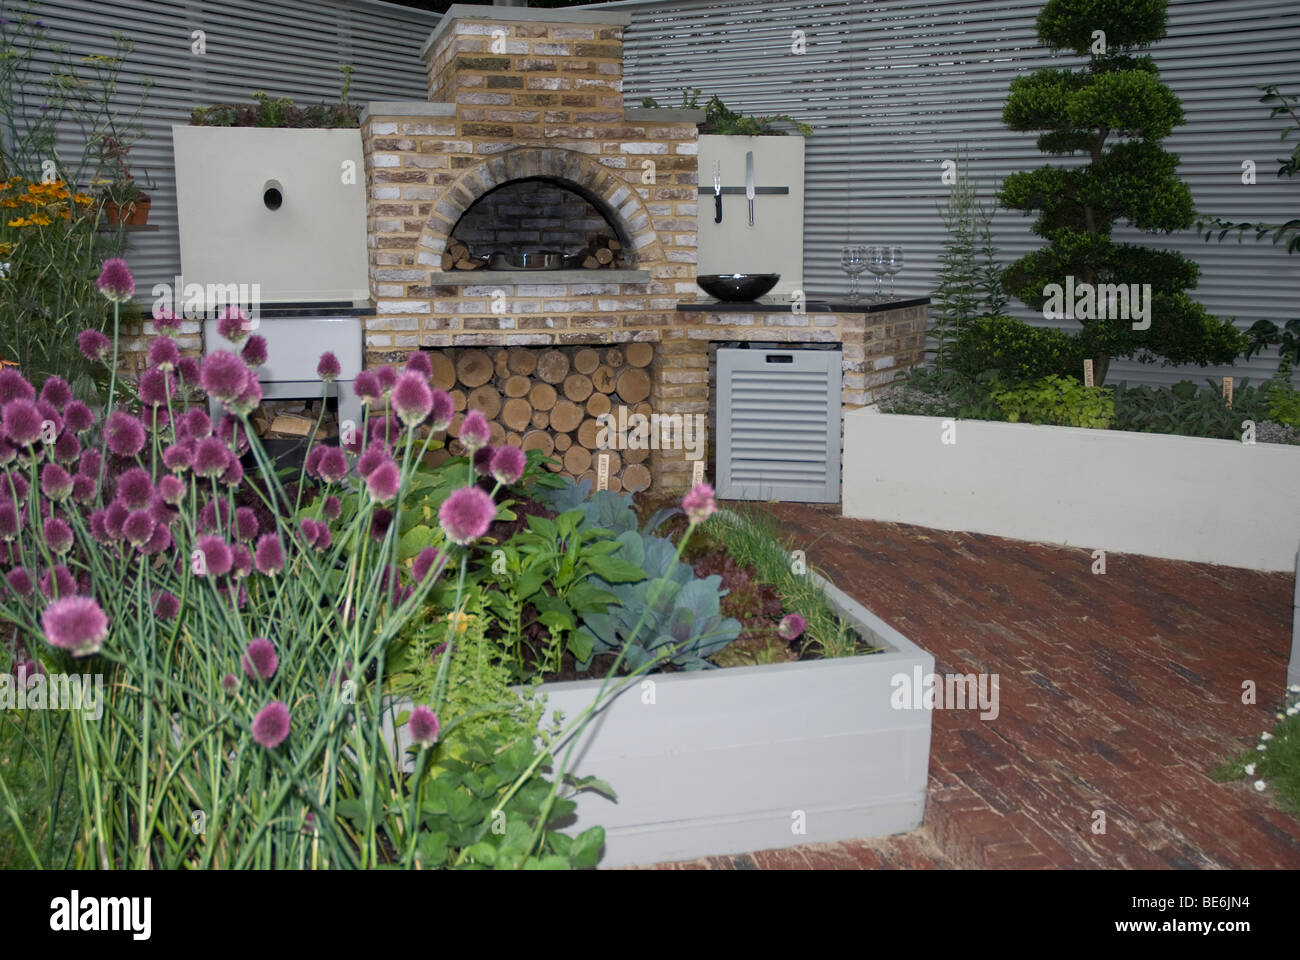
[713,160,722,223]
[745,151,755,225]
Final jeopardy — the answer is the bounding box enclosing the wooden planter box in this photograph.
[843,408,1300,572]
[391,575,933,868]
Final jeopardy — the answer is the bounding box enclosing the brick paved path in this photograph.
[643,505,1299,869]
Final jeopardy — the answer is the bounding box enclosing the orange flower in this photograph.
[0,199,18,209]
[28,213,52,226]
[73,194,93,206]
[7,217,32,228]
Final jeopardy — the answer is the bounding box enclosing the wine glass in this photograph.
[840,245,866,302]
[885,245,904,300]
[867,245,888,302]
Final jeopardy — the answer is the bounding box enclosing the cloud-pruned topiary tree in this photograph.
[998,0,1246,384]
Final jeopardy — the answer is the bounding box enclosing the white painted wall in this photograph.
[843,409,1300,572]
[696,135,804,296]
[172,126,370,303]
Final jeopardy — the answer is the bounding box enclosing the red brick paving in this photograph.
[641,505,1299,870]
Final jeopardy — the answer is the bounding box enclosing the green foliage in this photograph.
[191,70,360,128]
[1212,708,1300,820]
[1265,359,1300,428]
[574,528,741,671]
[640,89,812,137]
[999,0,1245,382]
[953,314,1088,383]
[1245,319,1300,368]
[991,374,1115,427]
[1109,378,1269,439]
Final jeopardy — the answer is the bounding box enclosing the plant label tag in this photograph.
[1083,359,1094,387]
[692,459,705,486]
[1223,376,1233,408]
[596,453,610,491]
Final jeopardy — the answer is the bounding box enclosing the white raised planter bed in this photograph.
[532,574,932,867]
[843,408,1300,572]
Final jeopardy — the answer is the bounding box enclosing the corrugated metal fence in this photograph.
[4,0,439,297]
[604,0,1300,387]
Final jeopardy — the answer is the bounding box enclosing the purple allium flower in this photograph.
[177,356,200,383]
[77,329,112,364]
[342,425,363,455]
[300,518,331,551]
[147,337,180,371]
[375,365,398,394]
[490,445,527,485]
[356,444,386,478]
[458,409,490,453]
[39,565,76,599]
[408,705,440,747]
[241,638,278,681]
[38,376,72,410]
[6,567,32,597]
[15,660,45,689]
[114,467,153,510]
[218,414,250,456]
[0,501,23,540]
[318,447,347,484]
[158,474,185,506]
[472,444,494,475]
[42,595,109,657]
[216,306,251,344]
[317,352,341,382]
[193,436,231,478]
[54,430,80,464]
[194,535,233,577]
[220,672,239,694]
[392,371,433,428]
[254,534,284,575]
[682,482,717,526]
[368,414,400,446]
[429,389,454,432]
[88,509,110,543]
[369,508,393,541]
[42,517,73,555]
[63,400,93,434]
[304,445,327,480]
[180,408,213,440]
[96,258,134,303]
[139,522,173,556]
[104,411,146,458]
[251,701,290,748]
[40,462,73,502]
[122,509,156,548]
[234,506,259,541]
[777,613,807,641]
[412,546,446,583]
[198,498,232,534]
[199,351,249,403]
[438,486,495,546]
[366,460,401,503]
[353,369,381,404]
[230,543,252,577]
[152,306,182,333]
[0,439,15,467]
[229,375,262,416]
[0,369,35,405]
[405,351,432,378]
[6,473,28,503]
[138,368,174,407]
[220,458,244,487]
[104,501,127,541]
[153,590,180,620]
[78,449,101,480]
[322,495,341,521]
[2,399,43,446]
[241,335,267,368]
[72,474,96,504]
[162,442,194,472]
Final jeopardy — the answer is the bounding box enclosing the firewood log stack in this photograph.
[431,343,655,492]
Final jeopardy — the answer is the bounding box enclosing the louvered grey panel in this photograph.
[6,0,438,301]
[601,0,1300,389]
[717,346,841,503]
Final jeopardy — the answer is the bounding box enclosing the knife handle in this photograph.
[714,193,723,224]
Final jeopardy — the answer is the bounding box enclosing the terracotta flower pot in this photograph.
[127,198,151,226]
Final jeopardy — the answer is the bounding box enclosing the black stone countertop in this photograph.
[255,301,373,318]
[676,295,930,314]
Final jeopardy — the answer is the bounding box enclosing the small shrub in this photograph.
[953,314,1087,383]
[991,375,1115,428]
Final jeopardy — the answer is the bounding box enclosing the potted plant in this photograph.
[94,135,152,226]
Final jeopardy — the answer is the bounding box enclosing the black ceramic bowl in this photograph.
[696,273,780,302]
